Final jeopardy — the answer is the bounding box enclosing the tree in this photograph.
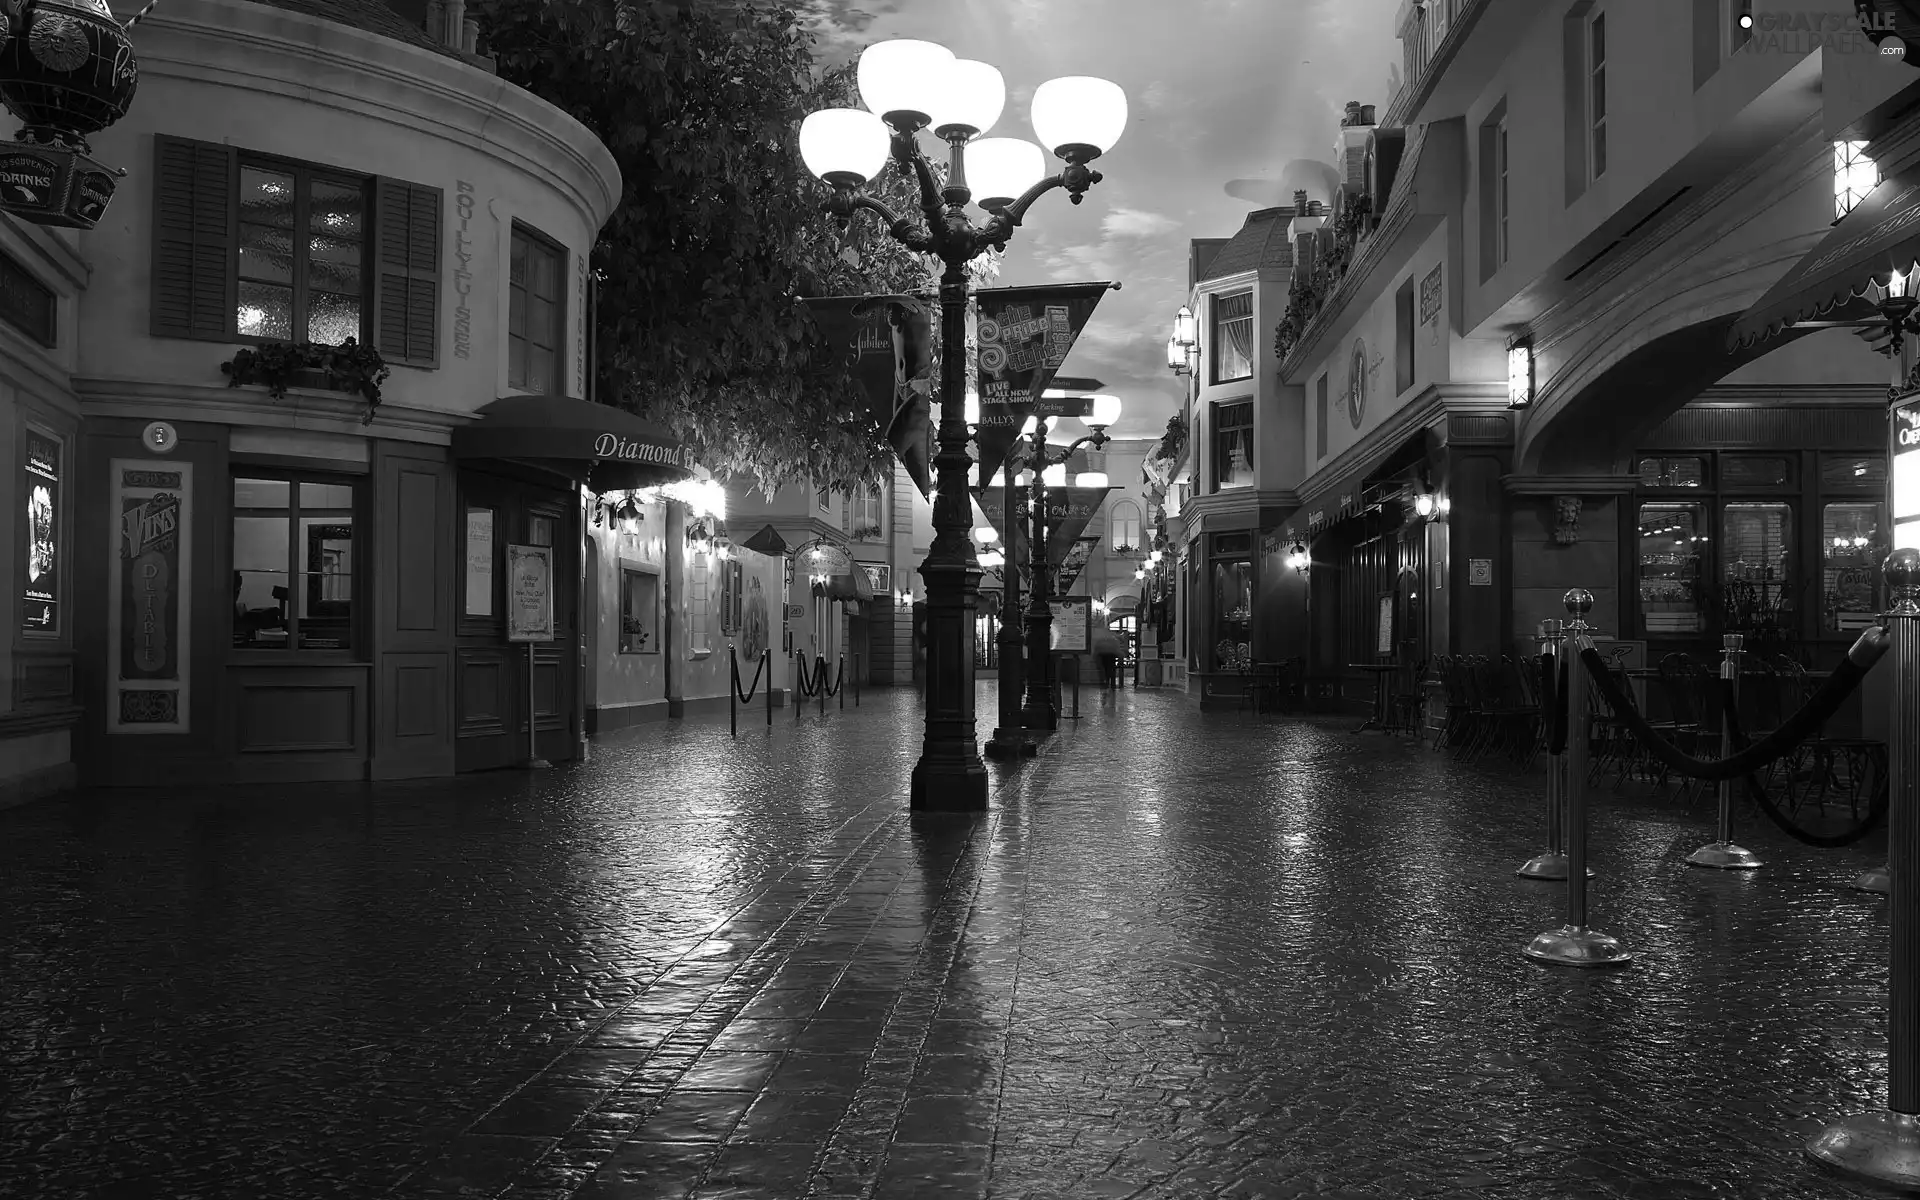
[472,0,991,493]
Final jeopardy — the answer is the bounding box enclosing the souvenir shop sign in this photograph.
[108,460,191,732]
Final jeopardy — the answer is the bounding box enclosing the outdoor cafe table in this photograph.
[1348,662,1398,734]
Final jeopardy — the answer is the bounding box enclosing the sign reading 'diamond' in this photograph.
[1896,395,1920,551]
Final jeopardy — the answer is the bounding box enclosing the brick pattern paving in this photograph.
[0,684,1903,1198]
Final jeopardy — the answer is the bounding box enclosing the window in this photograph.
[22,427,60,633]
[1394,277,1415,395]
[1721,455,1793,488]
[1496,117,1510,264]
[464,506,494,617]
[151,137,441,363]
[1211,538,1252,672]
[1721,502,1792,630]
[1211,291,1253,383]
[1110,500,1142,554]
[1315,373,1329,460]
[1477,104,1510,280]
[619,567,658,653]
[719,557,743,634]
[816,482,831,512]
[1638,502,1707,634]
[1212,400,1254,491]
[509,225,564,393]
[0,248,55,347]
[1637,456,1707,488]
[688,550,712,654]
[852,483,883,540]
[1588,10,1607,181]
[1823,502,1886,631]
[232,474,359,651]
[1822,454,1887,488]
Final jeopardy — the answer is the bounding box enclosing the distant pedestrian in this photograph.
[1091,622,1120,688]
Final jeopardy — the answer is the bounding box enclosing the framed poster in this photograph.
[1049,595,1091,653]
[1376,594,1393,656]
[858,562,890,594]
[506,543,554,642]
[22,427,59,633]
[464,507,494,616]
[108,460,192,732]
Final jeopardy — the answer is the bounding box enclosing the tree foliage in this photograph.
[471,0,995,493]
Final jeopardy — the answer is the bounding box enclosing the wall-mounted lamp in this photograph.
[1167,305,1198,377]
[1507,342,1533,409]
[1134,567,1146,581]
[1286,542,1310,575]
[1174,305,1196,348]
[1413,493,1448,522]
[1836,139,1878,221]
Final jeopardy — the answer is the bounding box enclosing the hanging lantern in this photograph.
[0,0,139,229]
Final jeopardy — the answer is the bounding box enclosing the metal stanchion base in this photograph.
[1523,925,1633,968]
[1807,1110,1920,1188]
[983,730,1038,760]
[1685,841,1763,870]
[524,759,551,770]
[1854,864,1891,894]
[1515,852,1592,881]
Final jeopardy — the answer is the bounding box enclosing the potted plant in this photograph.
[221,337,392,423]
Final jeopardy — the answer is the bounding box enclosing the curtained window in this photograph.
[1211,291,1253,383]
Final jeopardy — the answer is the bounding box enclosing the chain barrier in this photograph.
[729,647,772,737]
[1574,626,1889,782]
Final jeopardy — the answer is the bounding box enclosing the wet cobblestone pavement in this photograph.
[0,685,1906,1198]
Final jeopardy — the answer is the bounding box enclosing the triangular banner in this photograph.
[801,294,936,498]
[1055,536,1101,595]
[1042,486,1111,563]
[974,488,1028,587]
[974,282,1114,487]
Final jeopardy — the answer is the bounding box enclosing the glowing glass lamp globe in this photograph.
[968,138,1045,209]
[1030,76,1128,159]
[1080,394,1122,429]
[799,109,891,187]
[963,389,980,426]
[1074,472,1109,487]
[929,59,1006,138]
[1042,463,1067,487]
[858,40,955,128]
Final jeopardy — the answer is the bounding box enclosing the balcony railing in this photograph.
[1271,193,1375,366]
[1389,0,1485,125]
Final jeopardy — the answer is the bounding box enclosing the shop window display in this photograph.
[1637,502,1706,634]
[1821,502,1886,631]
[1212,556,1252,672]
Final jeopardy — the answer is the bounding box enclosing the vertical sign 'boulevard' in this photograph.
[974,283,1114,488]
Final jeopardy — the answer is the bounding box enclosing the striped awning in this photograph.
[1726,169,1920,351]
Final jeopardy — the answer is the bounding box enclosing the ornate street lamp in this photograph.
[800,41,1126,810]
[1016,394,1121,730]
[0,0,144,229]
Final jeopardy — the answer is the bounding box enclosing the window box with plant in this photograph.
[221,338,392,422]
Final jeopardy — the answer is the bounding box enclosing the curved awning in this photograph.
[816,566,875,602]
[1726,170,1920,351]
[452,395,697,491]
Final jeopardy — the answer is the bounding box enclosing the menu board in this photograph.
[1049,595,1090,653]
[1896,394,1920,552]
[465,508,494,616]
[1376,595,1393,655]
[22,428,58,632]
[506,543,553,642]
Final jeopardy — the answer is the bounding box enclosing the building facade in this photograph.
[60,0,621,787]
[1167,0,1917,727]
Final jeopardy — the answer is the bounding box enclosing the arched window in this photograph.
[1110,500,1142,554]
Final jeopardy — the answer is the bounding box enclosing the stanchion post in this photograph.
[854,652,860,707]
[524,640,550,769]
[818,656,827,715]
[730,644,737,738]
[1518,619,1578,881]
[1859,863,1892,894]
[1807,549,1920,1183]
[1688,634,1762,869]
[1523,588,1631,968]
[765,649,773,726]
[839,654,845,710]
[795,650,803,721]
[1073,657,1080,719]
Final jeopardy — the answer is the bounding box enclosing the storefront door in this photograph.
[455,467,578,772]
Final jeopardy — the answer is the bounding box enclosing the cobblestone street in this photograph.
[0,685,1903,1199]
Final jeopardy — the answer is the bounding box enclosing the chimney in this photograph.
[1309,199,1324,217]
[1361,103,1377,125]
[1344,100,1362,126]
[1294,189,1309,215]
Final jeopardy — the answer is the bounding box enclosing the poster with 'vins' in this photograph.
[109,460,192,733]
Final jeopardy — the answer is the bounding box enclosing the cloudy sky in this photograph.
[799,0,1406,441]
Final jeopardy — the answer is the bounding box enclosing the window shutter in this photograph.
[150,135,236,341]
[373,178,441,366]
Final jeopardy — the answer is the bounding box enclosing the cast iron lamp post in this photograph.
[800,40,1126,809]
[1016,395,1122,730]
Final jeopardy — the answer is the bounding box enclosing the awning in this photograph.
[1726,169,1920,351]
[452,395,697,491]
[740,525,790,556]
[815,567,875,602]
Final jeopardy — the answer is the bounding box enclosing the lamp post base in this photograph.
[1855,864,1891,894]
[984,729,1038,759]
[1807,1111,1920,1189]
[1515,852,1592,881]
[910,757,989,810]
[1686,841,1763,870]
[1523,924,1633,968]
[523,758,551,770]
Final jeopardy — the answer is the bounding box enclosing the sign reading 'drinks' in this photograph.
[1896,395,1920,552]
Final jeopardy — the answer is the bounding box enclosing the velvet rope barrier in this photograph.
[1547,654,1571,758]
[819,657,843,698]
[1720,676,1888,848]
[1576,626,1889,781]
[732,648,766,705]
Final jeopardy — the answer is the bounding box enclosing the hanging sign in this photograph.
[974,282,1114,486]
[108,460,192,733]
[1043,486,1112,563]
[802,294,936,498]
[1896,394,1920,551]
[1055,537,1101,595]
[506,543,554,642]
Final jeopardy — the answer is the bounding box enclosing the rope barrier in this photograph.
[1575,626,1888,781]
[819,656,842,698]
[1720,676,1888,848]
[1546,653,1570,758]
[731,646,766,704]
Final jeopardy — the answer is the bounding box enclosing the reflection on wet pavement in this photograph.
[0,684,1901,1198]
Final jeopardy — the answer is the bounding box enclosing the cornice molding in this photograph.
[1503,473,1636,495]
[74,377,467,443]
[131,0,622,228]
[1296,382,1502,507]
[1689,384,1888,405]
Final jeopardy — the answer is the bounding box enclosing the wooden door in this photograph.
[454,469,578,772]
